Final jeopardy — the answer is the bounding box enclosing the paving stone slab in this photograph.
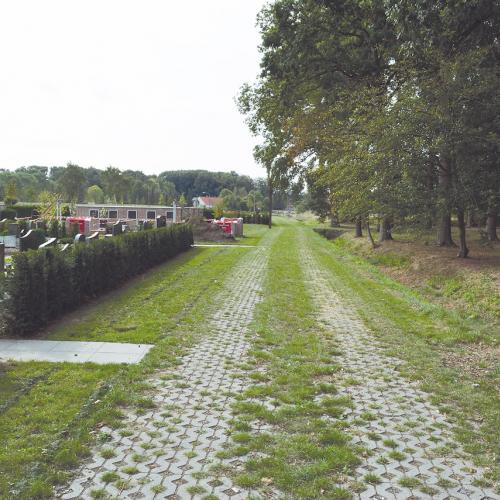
[0,340,153,364]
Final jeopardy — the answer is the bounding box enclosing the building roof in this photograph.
[198,196,222,206]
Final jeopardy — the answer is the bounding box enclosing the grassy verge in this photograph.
[221,221,360,499]
[330,225,499,325]
[0,244,251,498]
[304,225,499,486]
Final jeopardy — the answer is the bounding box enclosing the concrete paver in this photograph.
[300,236,498,499]
[0,340,153,364]
[58,244,271,499]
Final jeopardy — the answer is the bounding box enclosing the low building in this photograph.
[192,196,222,209]
[75,204,202,222]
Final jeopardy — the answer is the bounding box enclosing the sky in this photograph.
[0,1,267,178]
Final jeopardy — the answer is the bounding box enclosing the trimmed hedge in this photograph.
[2,224,193,337]
[11,204,40,218]
[222,211,270,225]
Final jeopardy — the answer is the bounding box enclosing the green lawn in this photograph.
[0,242,252,498]
[0,219,497,498]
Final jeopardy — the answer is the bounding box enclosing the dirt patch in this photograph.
[440,343,500,383]
[189,216,232,243]
[340,226,500,323]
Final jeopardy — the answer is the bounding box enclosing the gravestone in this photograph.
[112,221,122,236]
[156,215,166,228]
[74,234,86,244]
[87,232,99,242]
[61,243,71,252]
[8,223,19,236]
[39,238,57,249]
[0,243,4,271]
[20,229,46,251]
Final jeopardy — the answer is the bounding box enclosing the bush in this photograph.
[221,211,270,225]
[11,204,40,218]
[2,224,193,337]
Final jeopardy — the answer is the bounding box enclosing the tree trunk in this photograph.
[437,158,455,246]
[366,219,377,249]
[329,213,340,227]
[437,213,454,246]
[466,210,474,228]
[425,163,435,229]
[355,217,363,237]
[456,208,469,258]
[267,175,273,230]
[379,217,393,242]
[486,211,498,241]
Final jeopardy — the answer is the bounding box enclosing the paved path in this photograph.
[299,235,498,500]
[0,340,152,364]
[59,244,271,499]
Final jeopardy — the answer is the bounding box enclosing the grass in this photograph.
[0,243,252,498]
[301,222,499,485]
[221,222,359,499]
[330,224,500,324]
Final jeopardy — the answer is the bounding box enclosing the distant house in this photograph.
[192,196,222,209]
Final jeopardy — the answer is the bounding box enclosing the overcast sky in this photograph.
[0,1,267,178]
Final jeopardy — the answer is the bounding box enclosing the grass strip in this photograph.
[221,222,360,499]
[304,225,499,487]
[0,244,251,498]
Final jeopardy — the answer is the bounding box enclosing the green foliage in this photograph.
[240,0,500,253]
[221,210,270,225]
[10,204,40,218]
[86,185,104,204]
[3,224,193,337]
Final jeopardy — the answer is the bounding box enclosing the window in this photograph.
[147,210,156,219]
[108,210,118,219]
[127,210,137,219]
[89,209,98,218]
[166,211,173,219]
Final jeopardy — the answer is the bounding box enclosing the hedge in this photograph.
[1,224,193,337]
[11,204,40,218]
[222,211,270,225]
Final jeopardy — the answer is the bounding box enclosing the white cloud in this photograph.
[0,0,266,177]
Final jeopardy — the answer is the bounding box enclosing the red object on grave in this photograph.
[66,217,88,234]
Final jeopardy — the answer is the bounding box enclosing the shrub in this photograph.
[221,211,270,225]
[2,224,193,337]
[11,204,40,218]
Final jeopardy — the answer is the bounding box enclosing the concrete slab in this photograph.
[0,339,153,365]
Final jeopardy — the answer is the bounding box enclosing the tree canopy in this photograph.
[239,0,500,255]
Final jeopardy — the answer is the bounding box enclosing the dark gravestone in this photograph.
[112,221,122,236]
[8,223,19,236]
[20,229,46,251]
[74,234,86,243]
[0,243,4,271]
[39,237,57,249]
[156,215,166,228]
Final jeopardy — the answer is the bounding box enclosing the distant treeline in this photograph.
[0,165,295,211]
